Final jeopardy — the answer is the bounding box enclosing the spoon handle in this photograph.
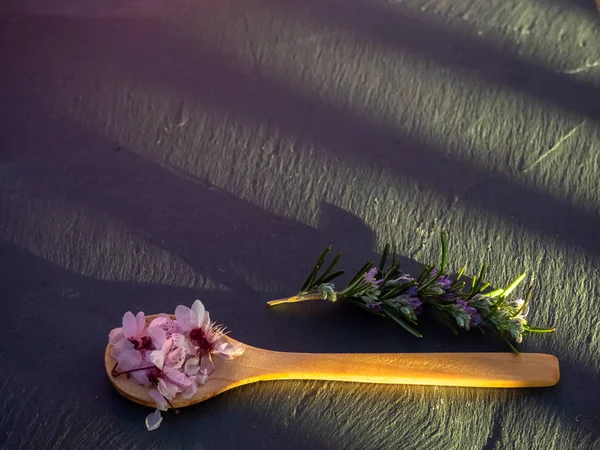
[253,351,559,388]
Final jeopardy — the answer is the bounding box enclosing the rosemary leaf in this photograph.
[440,231,448,273]
[502,273,527,299]
[379,244,390,271]
[314,252,342,286]
[319,270,346,285]
[383,307,423,338]
[300,246,331,292]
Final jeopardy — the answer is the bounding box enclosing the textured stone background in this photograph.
[1,1,599,449]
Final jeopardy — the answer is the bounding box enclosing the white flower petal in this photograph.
[190,300,206,328]
[183,336,197,355]
[145,408,163,431]
[157,378,180,400]
[197,373,209,386]
[149,349,165,370]
[214,341,245,359]
[184,357,200,376]
[199,353,214,375]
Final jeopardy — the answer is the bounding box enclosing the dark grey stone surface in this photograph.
[1,1,599,449]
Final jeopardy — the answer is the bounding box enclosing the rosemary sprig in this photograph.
[267,232,555,353]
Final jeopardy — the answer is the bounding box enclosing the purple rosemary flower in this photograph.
[366,300,383,313]
[391,274,414,285]
[364,267,382,286]
[452,299,483,330]
[404,296,422,308]
[436,276,452,290]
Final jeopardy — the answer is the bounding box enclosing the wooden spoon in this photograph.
[105,314,559,408]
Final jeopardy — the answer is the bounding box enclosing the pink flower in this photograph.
[175,300,210,333]
[109,312,151,383]
[109,311,164,363]
[176,300,222,352]
[175,300,245,372]
[109,311,145,344]
[109,311,169,385]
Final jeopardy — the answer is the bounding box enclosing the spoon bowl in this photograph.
[105,315,560,408]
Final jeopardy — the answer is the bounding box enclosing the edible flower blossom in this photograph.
[109,300,245,431]
[451,300,483,330]
[436,276,452,290]
[364,267,382,286]
[488,297,528,343]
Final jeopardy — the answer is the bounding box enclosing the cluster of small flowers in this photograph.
[339,267,530,342]
[108,300,244,431]
[475,295,529,343]
[275,237,553,347]
[357,269,423,317]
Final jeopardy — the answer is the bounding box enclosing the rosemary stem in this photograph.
[267,293,324,306]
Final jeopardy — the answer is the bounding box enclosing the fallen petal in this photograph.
[214,341,245,359]
[145,409,163,431]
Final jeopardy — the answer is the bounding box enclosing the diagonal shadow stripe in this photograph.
[547,0,600,15]
[261,0,600,121]
[6,16,599,259]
